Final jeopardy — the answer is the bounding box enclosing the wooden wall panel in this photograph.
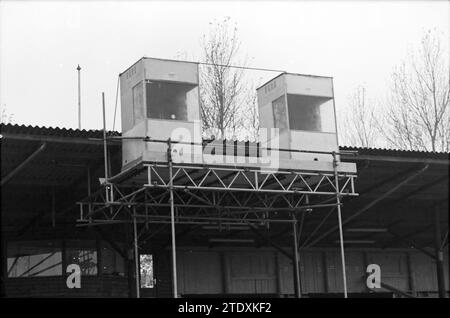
[410,252,437,291]
[367,252,409,291]
[277,252,294,295]
[225,252,277,295]
[155,251,173,297]
[299,251,326,294]
[171,248,447,298]
[177,250,223,295]
[325,251,366,293]
[5,276,128,297]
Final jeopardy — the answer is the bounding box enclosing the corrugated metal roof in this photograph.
[340,145,449,160]
[0,123,119,139]
[1,123,122,188]
[1,123,449,160]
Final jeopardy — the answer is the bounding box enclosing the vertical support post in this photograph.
[333,151,348,298]
[406,252,416,296]
[168,138,178,298]
[221,252,228,294]
[51,187,56,228]
[322,251,329,293]
[133,209,140,298]
[102,92,108,182]
[77,65,81,130]
[145,193,149,231]
[87,167,92,215]
[125,224,134,298]
[61,239,67,281]
[297,211,305,247]
[434,207,446,298]
[275,252,282,297]
[1,236,6,297]
[108,149,112,177]
[96,238,103,276]
[102,92,111,206]
[292,213,301,298]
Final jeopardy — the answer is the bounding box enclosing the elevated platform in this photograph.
[110,158,357,195]
[77,150,357,227]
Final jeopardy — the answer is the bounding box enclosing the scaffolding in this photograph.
[73,56,361,298]
[77,136,358,298]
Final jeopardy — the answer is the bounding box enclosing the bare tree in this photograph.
[341,85,378,148]
[242,83,259,142]
[0,104,14,124]
[200,17,248,140]
[382,30,449,152]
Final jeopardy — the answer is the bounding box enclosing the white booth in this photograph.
[119,58,355,174]
[257,73,339,162]
[119,57,203,169]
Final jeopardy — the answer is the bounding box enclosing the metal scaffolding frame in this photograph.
[77,137,358,298]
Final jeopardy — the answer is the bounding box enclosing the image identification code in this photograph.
[178,302,272,315]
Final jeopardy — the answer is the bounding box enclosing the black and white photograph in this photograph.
[0,0,448,306]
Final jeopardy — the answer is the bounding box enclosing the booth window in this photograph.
[65,240,98,276]
[272,96,288,130]
[7,241,62,277]
[146,81,195,121]
[101,241,126,276]
[132,82,145,125]
[287,95,335,132]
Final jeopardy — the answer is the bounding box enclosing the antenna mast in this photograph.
[77,64,81,129]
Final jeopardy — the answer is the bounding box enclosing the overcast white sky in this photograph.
[0,0,448,133]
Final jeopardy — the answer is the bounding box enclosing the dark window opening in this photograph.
[146,81,196,121]
[272,95,288,130]
[101,241,126,276]
[132,82,144,125]
[7,240,126,278]
[65,240,98,276]
[7,241,62,277]
[287,94,333,132]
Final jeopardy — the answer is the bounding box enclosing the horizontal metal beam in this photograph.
[209,238,255,243]
[76,219,293,227]
[345,228,388,233]
[78,213,296,224]
[147,184,357,196]
[80,201,334,213]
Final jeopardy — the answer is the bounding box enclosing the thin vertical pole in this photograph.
[77,65,81,130]
[168,138,178,298]
[102,92,108,181]
[323,251,329,293]
[133,210,140,298]
[87,167,91,196]
[406,252,416,296]
[434,207,446,298]
[292,213,301,298]
[87,167,92,215]
[51,187,56,228]
[297,210,305,247]
[333,151,348,298]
